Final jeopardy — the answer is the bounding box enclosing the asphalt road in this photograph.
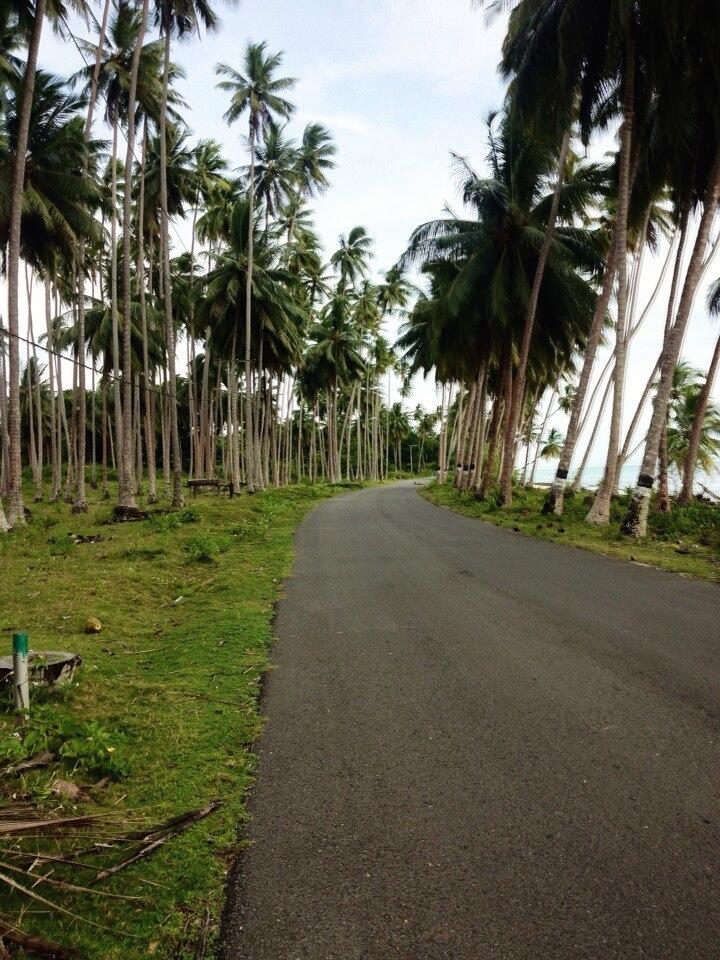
[221,481,720,960]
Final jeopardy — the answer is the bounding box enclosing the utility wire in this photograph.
[2,327,175,402]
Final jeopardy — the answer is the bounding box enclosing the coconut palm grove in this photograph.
[1,1,719,958]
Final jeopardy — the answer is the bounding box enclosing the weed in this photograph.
[183,534,232,563]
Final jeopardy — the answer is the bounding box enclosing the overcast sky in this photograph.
[33,0,720,478]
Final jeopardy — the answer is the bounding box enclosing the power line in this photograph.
[2,327,172,402]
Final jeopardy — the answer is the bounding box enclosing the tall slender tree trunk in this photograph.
[25,265,43,501]
[43,282,59,501]
[136,374,144,489]
[70,0,111,512]
[459,377,482,492]
[454,381,474,488]
[468,368,488,490]
[656,425,670,512]
[244,121,257,492]
[586,35,635,524]
[71,258,88,512]
[159,27,183,507]
[101,376,109,497]
[498,128,572,506]
[5,0,47,527]
[108,118,124,497]
[118,0,150,508]
[678,329,720,504]
[0,321,9,496]
[137,121,157,503]
[543,238,619,514]
[519,390,539,486]
[572,374,613,491]
[624,149,720,535]
[91,361,97,487]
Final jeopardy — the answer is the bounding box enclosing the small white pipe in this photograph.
[12,632,29,713]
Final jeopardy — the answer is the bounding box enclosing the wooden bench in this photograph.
[186,479,245,498]
[186,479,221,497]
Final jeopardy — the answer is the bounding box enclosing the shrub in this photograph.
[146,505,201,533]
[0,704,127,779]
[183,534,232,563]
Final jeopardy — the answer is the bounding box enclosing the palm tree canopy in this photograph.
[198,196,307,373]
[216,41,296,138]
[0,69,102,273]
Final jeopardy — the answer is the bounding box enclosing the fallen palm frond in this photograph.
[0,816,99,836]
[0,800,222,955]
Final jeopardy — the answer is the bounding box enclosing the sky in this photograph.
[30,0,720,479]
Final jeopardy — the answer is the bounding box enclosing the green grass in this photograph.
[423,481,720,584]
[0,479,351,958]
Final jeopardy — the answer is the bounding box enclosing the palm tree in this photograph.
[677,279,720,504]
[495,118,574,505]
[116,0,152,511]
[216,41,296,491]
[5,0,46,522]
[296,122,336,198]
[399,115,603,499]
[253,125,298,227]
[74,0,166,509]
[199,197,306,489]
[330,225,373,291]
[153,0,228,506]
[386,402,410,475]
[305,294,365,483]
[540,427,564,461]
[72,0,112,511]
[414,407,438,472]
[1,69,101,513]
[667,373,720,489]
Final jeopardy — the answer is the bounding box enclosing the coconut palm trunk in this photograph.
[24,265,43,501]
[472,366,489,493]
[41,282,58,500]
[109,118,124,494]
[159,27,183,507]
[5,0,47,528]
[678,330,720,504]
[137,122,157,503]
[543,236,619,515]
[459,378,482,492]
[244,123,257,492]
[586,35,636,524]
[118,0,150,509]
[0,322,9,495]
[72,0,112,512]
[454,381,473,488]
[498,128,571,506]
[201,327,212,476]
[623,148,720,535]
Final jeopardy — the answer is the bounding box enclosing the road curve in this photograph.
[221,480,719,960]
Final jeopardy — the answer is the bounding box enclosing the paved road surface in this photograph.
[222,481,719,959]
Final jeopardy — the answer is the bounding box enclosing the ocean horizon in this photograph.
[531,463,720,497]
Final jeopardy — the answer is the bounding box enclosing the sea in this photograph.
[531,463,720,498]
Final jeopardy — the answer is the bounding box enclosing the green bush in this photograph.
[183,533,232,563]
[47,532,75,556]
[0,704,127,779]
[649,500,720,549]
[146,505,201,533]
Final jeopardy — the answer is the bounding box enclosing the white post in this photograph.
[12,631,29,713]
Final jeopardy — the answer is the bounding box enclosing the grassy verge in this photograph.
[0,480,353,958]
[422,481,720,584]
